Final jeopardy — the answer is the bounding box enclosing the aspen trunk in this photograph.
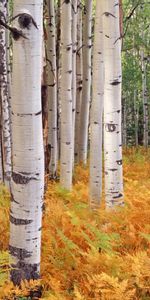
[72,0,78,167]
[0,0,12,188]
[90,0,104,208]
[122,96,127,147]
[75,2,83,162]
[56,0,61,160]
[133,44,138,147]
[103,0,124,208]
[60,0,73,190]
[141,50,148,148]
[78,0,92,164]
[134,90,139,147]
[0,106,3,182]
[9,0,44,284]
[46,0,58,178]
[6,2,12,121]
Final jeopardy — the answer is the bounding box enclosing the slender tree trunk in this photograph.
[60,0,73,190]
[90,0,104,208]
[0,102,4,182]
[72,0,78,167]
[122,96,127,147]
[78,0,92,164]
[6,1,12,120]
[42,64,48,181]
[133,90,139,147]
[0,0,12,188]
[103,0,124,208]
[46,0,58,178]
[75,1,83,162]
[56,0,61,160]
[141,50,148,148]
[133,43,138,148]
[9,0,44,284]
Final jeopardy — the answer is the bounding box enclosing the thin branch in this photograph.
[0,18,27,40]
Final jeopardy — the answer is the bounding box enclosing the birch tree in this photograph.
[133,89,139,147]
[46,0,58,177]
[141,49,148,148]
[122,96,127,147]
[90,0,104,208]
[78,0,92,164]
[0,0,12,188]
[72,0,78,167]
[9,0,44,284]
[60,0,73,190]
[103,0,124,208]
[0,108,3,182]
[56,0,61,159]
[75,1,83,162]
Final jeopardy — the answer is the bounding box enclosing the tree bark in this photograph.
[90,0,104,208]
[122,96,127,147]
[103,0,124,208]
[0,100,4,182]
[46,0,58,178]
[72,0,78,167]
[133,89,139,147]
[75,1,83,162]
[141,50,148,148]
[0,0,12,188]
[60,0,73,190]
[9,0,44,284]
[78,0,92,164]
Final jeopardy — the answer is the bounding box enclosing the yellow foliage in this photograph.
[0,148,150,299]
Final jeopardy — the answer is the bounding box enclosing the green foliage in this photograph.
[122,0,150,146]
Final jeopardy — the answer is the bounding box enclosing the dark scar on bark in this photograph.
[116,159,122,165]
[113,193,123,199]
[11,13,38,30]
[110,80,121,86]
[105,124,116,132]
[10,215,33,225]
[12,172,38,184]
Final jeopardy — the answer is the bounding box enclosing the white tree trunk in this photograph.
[75,2,83,162]
[78,0,92,164]
[89,0,104,208]
[60,0,73,190]
[72,0,78,167]
[103,0,124,208]
[46,0,58,178]
[9,0,44,284]
[133,90,139,147]
[133,45,138,147]
[141,50,148,148]
[56,0,61,160]
[6,1,12,116]
[0,0,12,188]
[122,96,127,147]
[0,112,3,182]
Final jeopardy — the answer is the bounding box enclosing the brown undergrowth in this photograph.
[0,147,150,299]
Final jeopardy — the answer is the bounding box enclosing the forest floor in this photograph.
[0,148,150,300]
